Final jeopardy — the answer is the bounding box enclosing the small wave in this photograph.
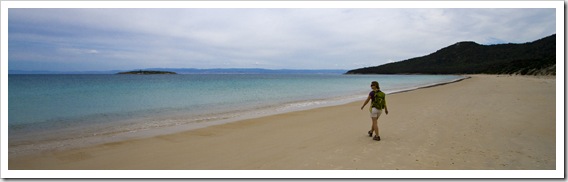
[386,75,469,94]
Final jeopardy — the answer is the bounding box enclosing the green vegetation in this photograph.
[346,34,555,75]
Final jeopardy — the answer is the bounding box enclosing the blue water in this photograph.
[8,74,464,154]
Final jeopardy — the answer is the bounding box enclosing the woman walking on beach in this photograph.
[361,81,388,141]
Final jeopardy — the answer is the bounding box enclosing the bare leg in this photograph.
[372,117,379,136]
[370,118,376,134]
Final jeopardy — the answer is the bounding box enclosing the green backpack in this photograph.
[371,91,386,110]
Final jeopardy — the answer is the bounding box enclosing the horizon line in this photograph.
[8,68,350,74]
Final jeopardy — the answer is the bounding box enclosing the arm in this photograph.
[361,95,371,110]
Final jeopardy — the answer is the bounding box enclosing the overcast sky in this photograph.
[8,7,556,71]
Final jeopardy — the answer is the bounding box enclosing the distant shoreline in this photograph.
[8,68,348,75]
[117,70,176,75]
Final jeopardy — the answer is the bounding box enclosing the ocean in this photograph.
[8,73,465,155]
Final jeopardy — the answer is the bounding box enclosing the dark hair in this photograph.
[371,81,379,89]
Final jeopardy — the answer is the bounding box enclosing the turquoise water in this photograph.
[8,74,464,155]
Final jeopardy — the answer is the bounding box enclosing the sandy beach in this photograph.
[8,75,557,171]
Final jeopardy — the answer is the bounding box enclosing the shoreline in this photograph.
[387,75,471,95]
[8,75,468,158]
[8,75,557,173]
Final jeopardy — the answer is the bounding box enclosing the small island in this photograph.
[117,70,177,75]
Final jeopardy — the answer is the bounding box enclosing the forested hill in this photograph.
[346,34,556,75]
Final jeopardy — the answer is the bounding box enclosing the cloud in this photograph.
[8,8,557,71]
[57,48,99,55]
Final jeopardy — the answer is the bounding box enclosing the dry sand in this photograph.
[8,75,557,171]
